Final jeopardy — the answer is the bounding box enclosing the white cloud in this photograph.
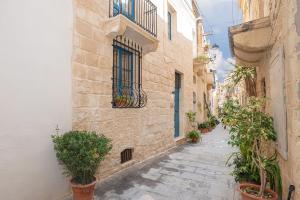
[197,0,234,9]
[209,49,235,82]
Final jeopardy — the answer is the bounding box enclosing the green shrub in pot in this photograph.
[52,131,112,200]
[187,130,201,143]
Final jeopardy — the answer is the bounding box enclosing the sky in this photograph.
[197,0,242,82]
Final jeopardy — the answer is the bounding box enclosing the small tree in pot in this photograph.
[52,131,112,200]
[224,98,282,199]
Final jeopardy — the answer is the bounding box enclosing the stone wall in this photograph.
[0,0,73,199]
[241,0,300,198]
[72,0,196,179]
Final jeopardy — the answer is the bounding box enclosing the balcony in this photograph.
[207,72,214,89]
[105,0,159,54]
[193,58,205,76]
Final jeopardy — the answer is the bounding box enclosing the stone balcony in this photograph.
[105,0,159,54]
[207,72,214,88]
[193,59,206,76]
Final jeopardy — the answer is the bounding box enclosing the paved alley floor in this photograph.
[94,125,239,200]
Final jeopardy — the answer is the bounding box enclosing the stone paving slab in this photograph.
[67,125,241,200]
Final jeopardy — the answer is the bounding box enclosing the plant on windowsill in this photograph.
[195,55,210,65]
[52,131,112,200]
[187,130,201,143]
[114,94,133,107]
[223,98,282,200]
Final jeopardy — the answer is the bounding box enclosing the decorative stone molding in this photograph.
[104,15,159,54]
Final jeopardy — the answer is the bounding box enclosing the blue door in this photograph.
[174,73,181,138]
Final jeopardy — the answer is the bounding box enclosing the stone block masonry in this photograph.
[72,0,196,180]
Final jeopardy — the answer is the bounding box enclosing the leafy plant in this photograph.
[186,111,196,123]
[208,115,219,128]
[115,95,133,105]
[52,131,112,185]
[187,130,201,142]
[221,98,282,197]
[195,55,210,64]
[226,64,256,96]
[226,152,260,184]
[198,122,209,129]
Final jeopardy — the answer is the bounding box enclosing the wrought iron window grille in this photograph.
[112,35,147,108]
[109,0,157,37]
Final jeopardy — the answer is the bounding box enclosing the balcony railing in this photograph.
[109,0,157,37]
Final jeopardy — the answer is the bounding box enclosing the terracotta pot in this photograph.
[71,178,97,200]
[191,137,198,143]
[200,128,209,134]
[115,100,125,107]
[239,183,278,200]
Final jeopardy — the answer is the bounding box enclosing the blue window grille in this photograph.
[109,0,158,37]
[112,36,147,108]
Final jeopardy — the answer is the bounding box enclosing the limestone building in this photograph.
[0,0,211,199]
[229,0,300,198]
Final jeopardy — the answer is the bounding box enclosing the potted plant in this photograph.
[52,131,112,200]
[195,55,210,64]
[114,95,133,107]
[198,122,210,134]
[208,115,218,131]
[187,130,201,143]
[114,95,127,107]
[223,98,282,200]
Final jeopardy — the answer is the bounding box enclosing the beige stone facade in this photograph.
[72,0,208,180]
[193,18,214,122]
[230,0,300,198]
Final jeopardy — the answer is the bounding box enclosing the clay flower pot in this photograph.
[239,183,278,200]
[191,137,198,143]
[200,128,209,134]
[71,178,97,200]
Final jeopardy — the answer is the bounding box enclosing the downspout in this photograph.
[287,185,295,200]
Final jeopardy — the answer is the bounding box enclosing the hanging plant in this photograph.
[195,55,211,64]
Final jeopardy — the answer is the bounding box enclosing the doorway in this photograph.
[174,72,181,138]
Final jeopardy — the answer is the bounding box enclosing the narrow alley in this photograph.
[92,126,238,200]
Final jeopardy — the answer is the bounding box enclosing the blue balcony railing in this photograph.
[109,0,157,37]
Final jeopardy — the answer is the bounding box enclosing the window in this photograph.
[168,11,172,40]
[112,36,147,108]
[113,0,135,20]
[193,92,196,112]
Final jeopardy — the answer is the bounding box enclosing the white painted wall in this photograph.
[152,0,197,42]
[0,0,73,199]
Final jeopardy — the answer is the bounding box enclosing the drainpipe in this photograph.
[287,185,295,200]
